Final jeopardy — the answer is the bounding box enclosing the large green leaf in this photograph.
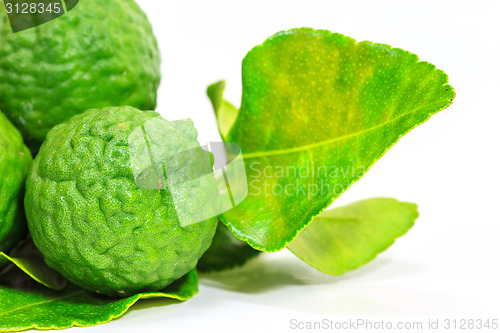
[0,269,198,332]
[197,220,260,272]
[211,28,455,251]
[287,198,417,275]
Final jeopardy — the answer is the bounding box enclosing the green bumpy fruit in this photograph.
[0,0,161,150]
[25,106,217,297]
[0,111,32,253]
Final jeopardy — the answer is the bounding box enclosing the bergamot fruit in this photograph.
[0,110,32,253]
[0,0,161,151]
[25,106,218,297]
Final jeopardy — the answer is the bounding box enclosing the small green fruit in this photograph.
[0,111,32,253]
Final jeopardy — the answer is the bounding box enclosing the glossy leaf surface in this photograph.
[288,198,417,275]
[213,28,454,251]
[0,269,198,332]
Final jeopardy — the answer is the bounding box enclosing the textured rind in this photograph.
[0,111,32,253]
[0,0,161,150]
[25,107,217,297]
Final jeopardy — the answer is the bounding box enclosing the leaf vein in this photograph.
[0,290,84,318]
[242,100,448,159]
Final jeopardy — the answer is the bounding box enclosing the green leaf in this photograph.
[0,253,67,291]
[0,269,198,332]
[197,220,260,272]
[211,28,455,251]
[207,81,239,139]
[287,198,417,275]
[0,240,67,291]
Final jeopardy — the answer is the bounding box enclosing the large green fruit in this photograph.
[0,111,32,253]
[0,0,161,151]
[25,106,217,297]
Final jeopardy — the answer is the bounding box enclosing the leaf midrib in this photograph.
[241,99,448,159]
[320,211,410,220]
[0,290,84,318]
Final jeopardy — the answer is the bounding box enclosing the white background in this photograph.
[75,1,499,332]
